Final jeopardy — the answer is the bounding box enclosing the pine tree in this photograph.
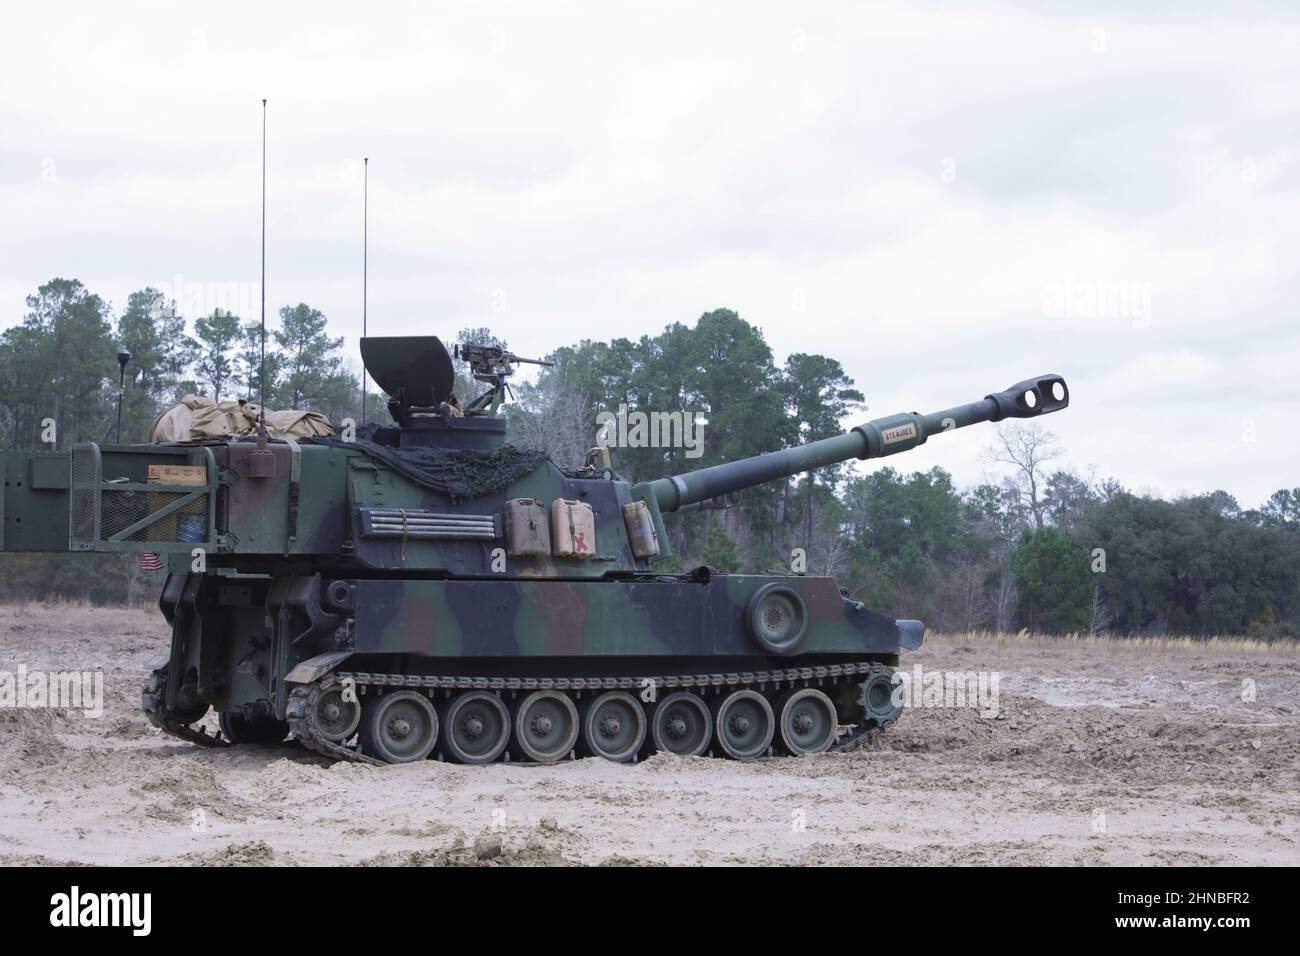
[699,524,742,572]
[116,288,195,440]
[189,309,242,402]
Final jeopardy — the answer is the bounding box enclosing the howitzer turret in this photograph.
[0,334,1071,766]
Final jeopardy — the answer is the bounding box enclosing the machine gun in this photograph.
[452,343,554,416]
[453,343,553,381]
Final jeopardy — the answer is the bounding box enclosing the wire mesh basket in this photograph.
[70,443,216,551]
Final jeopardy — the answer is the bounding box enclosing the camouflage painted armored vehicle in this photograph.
[0,337,1070,764]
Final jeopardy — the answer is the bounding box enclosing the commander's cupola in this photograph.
[359,335,551,451]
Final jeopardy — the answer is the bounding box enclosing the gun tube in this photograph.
[648,374,1068,513]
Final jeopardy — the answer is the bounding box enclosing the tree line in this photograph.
[0,277,371,602]
[1,281,1296,639]
[0,277,364,450]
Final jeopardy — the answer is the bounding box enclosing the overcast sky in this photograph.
[1,1,1295,506]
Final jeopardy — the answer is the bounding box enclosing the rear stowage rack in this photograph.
[70,443,218,552]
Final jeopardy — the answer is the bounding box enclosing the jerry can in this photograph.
[504,498,551,556]
[622,500,659,557]
[551,498,596,558]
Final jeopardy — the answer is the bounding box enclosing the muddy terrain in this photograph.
[1,604,1297,865]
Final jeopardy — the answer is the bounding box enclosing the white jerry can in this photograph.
[550,498,596,559]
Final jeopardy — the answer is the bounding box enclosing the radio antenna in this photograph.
[257,97,269,447]
[361,156,369,424]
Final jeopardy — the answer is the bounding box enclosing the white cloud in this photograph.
[0,0,1295,505]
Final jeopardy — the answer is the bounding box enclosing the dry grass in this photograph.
[928,629,1300,656]
[0,601,165,638]
[0,600,157,616]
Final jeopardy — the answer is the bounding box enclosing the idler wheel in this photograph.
[578,691,646,762]
[438,691,511,764]
[711,689,774,760]
[359,690,439,763]
[510,690,579,763]
[774,687,838,755]
[218,711,290,746]
[648,691,712,757]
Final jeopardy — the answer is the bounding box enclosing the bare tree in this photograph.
[509,372,596,471]
[983,422,1064,532]
[952,558,990,632]
[807,506,851,578]
[1088,583,1115,636]
[993,546,1018,632]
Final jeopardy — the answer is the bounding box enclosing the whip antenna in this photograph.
[361,156,369,424]
[257,97,269,447]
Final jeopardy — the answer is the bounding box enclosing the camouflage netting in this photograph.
[304,434,548,500]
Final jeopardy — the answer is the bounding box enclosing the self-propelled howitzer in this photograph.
[0,336,1069,765]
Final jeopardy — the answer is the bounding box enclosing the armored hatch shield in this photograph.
[360,335,455,408]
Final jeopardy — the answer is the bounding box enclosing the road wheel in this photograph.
[579,691,646,762]
[359,690,439,763]
[711,689,774,760]
[438,691,510,764]
[510,690,579,763]
[774,688,838,755]
[648,691,712,757]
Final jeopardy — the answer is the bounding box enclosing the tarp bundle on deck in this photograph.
[148,396,335,443]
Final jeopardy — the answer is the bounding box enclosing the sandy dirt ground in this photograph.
[1,603,1298,866]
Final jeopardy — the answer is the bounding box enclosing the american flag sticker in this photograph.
[137,552,164,572]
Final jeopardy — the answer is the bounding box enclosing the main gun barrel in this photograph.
[647,374,1068,513]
